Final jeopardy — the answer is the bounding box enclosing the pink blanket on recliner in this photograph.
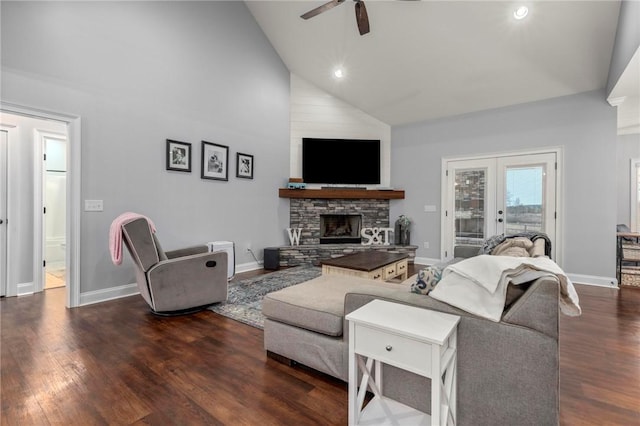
[109,212,156,265]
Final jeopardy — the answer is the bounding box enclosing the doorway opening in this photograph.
[0,104,81,307]
[42,134,68,290]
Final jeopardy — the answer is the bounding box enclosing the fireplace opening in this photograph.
[320,214,362,244]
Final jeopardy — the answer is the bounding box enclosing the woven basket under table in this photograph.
[621,267,640,287]
[622,244,640,260]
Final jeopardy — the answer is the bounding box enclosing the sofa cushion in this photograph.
[407,266,530,310]
[263,274,405,337]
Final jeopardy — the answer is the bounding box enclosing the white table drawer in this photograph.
[354,324,432,376]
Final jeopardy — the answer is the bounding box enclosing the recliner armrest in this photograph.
[165,245,209,259]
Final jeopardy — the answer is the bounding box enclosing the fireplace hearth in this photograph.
[320,214,362,244]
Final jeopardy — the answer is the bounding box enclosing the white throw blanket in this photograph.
[429,255,581,322]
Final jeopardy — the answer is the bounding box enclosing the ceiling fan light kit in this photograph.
[301,0,370,36]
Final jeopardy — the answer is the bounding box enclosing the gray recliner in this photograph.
[121,218,228,315]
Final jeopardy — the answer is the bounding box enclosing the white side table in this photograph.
[346,300,460,426]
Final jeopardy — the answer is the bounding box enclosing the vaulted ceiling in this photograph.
[247,1,624,127]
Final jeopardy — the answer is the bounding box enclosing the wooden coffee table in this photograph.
[321,251,409,282]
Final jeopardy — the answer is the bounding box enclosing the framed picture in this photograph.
[236,152,254,179]
[201,141,229,181]
[166,139,191,172]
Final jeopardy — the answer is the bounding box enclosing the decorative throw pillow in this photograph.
[410,265,443,295]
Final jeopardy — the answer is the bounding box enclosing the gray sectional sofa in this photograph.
[263,250,560,425]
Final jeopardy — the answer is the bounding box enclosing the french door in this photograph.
[443,151,558,260]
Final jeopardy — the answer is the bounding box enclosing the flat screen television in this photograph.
[302,138,381,185]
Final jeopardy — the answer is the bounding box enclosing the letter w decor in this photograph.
[287,228,302,246]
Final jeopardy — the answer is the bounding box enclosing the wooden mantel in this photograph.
[278,188,405,200]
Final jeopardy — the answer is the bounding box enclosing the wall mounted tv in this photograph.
[302,138,381,185]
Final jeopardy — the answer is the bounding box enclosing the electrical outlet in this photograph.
[423,242,430,249]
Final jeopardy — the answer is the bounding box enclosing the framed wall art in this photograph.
[166,139,191,172]
[201,141,229,181]
[236,152,254,179]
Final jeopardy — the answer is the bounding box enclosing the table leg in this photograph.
[348,322,357,425]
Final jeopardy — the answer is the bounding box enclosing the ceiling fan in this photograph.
[301,0,370,36]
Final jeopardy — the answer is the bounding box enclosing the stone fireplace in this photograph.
[289,198,390,245]
[320,214,362,244]
[277,189,417,266]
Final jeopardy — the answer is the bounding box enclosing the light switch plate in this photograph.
[85,200,103,212]
[424,205,437,212]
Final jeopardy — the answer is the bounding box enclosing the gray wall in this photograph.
[616,133,640,226]
[1,2,290,294]
[607,0,640,95]
[390,90,618,279]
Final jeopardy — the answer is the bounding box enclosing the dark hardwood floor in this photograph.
[1,266,639,425]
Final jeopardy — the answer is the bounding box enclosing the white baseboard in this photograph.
[17,282,35,296]
[79,283,139,306]
[77,262,264,307]
[235,260,263,274]
[567,273,618,288]
[414,256,442,266]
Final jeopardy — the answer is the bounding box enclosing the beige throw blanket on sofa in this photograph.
[430,255,581,322]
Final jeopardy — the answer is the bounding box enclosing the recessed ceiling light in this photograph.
[333,68,344,79]
[514,6,529,20]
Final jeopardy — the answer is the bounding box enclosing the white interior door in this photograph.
[444,151,558,260]
[0,130,7,296]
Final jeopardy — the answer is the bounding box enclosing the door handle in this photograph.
[0,219,3,224]
[498,218,503,223]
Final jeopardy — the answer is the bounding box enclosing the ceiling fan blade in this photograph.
[354,1,370,35]
[301,0,345,20]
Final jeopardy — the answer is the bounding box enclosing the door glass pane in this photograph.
[454,169,486,246]
[504,166,544,234]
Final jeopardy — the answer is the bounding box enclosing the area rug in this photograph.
[209,265,321,329]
